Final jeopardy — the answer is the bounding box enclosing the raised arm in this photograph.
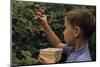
[34,9,65,48]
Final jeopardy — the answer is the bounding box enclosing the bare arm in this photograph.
[34,9,65,48]
[42,22,64,48]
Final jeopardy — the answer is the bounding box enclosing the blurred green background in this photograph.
[11,0,96,66]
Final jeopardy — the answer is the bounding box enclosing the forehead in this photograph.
[64,16,70,26]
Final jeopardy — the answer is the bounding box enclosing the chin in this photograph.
[65,41,69,45]
[65,41,72,46]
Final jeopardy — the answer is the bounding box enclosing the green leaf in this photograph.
[22,50,32,57]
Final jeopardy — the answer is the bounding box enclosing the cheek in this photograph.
[64,30,70,37]
[63,29,75,43]
[63,30,69,40]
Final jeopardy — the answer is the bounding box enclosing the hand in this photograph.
[38,55,56,64]
[34,8,48,25]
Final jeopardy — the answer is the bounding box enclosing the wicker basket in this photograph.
[39,48,63,63]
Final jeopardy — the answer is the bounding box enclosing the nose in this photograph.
[63,31,65,36]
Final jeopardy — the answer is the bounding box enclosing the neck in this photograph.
[72,39,87,51]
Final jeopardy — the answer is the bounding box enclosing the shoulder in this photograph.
[63,44,72,54]
[63,44,73,53]
[77,49,92,62]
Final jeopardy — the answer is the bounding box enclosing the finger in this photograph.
[39,55,46,61]
[38,56,46,64]
[39,8,45,15]
[34,15,40,19]
[34,15,42,21]
[39,55,53,63]
[35,11,43,17]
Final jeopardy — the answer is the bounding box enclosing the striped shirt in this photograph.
[63,43,92,62]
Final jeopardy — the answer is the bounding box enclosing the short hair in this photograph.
[65,9,96,39]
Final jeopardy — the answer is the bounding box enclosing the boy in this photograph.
[34,9,95,63]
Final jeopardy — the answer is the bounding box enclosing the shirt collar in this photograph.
[72,43,89,54]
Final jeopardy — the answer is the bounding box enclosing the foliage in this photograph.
[11,1,96,66]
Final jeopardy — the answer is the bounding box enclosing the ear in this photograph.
[74,26,80,37]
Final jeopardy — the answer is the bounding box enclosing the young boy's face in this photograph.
[63,17,76,45]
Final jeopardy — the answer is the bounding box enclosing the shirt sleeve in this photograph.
[62,44,73,54]
[60,44,72,63]
[59,44,73,62]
